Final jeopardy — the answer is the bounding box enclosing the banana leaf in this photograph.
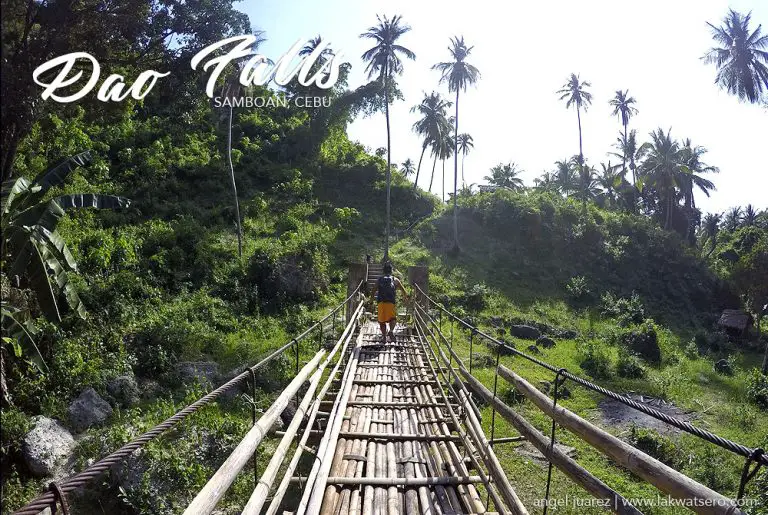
[1,177,31,215]
[32,151,92,194]
[54,194,131,211]
[12,199,66,232]
[1,305,46,372]
[32,226,78,272]
[26,239,62,322]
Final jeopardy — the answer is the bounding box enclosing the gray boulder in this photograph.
[23,416,75,477]
[714,359,734,376]
[106,375,140,408]
[488,316,505,328]
[537,336,556,348]
[526,344,542,355]
[510,325,541,340]
[176,361,220,386]
[557,329,579,340]
[68,388,113,433]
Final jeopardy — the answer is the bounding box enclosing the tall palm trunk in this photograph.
[452,89,460,250]
[414,142,427,190]
[441,159,445,202]
[428,153,438,193]
[577,107,584,163]
[227,105,243,258]
[461,155,466,188]
[383,65,391,260]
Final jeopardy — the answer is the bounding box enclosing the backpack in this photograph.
[376,275,396,303]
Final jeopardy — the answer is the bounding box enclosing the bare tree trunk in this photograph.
[759,316,767,375]
[413,143,427,190]
[384,66,391,260]
[227,105,243,258]
[441,159,445,203]
[452,89,460,251]
[577,107,584,163]
[428,153,437,193]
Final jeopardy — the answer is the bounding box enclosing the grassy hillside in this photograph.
[388,193,768,513]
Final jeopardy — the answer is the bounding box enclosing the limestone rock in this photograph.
[509,325,541,340]
[537,336,556,348]
[23,417,75,477]
[176,361,220,387]
[68,388,113,433]
[106,375,140,408]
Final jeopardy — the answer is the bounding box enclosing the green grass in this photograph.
[392,234,768,514]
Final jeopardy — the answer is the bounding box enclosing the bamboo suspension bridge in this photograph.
[13,264,764,515]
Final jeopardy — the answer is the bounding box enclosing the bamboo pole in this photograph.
[461,370,642,515]
[497,365,745,515]
[325,476,485,486]
[241,365,323,514]
[413,314,509,514]
[183,349,327,515]
[241,303,360,515]
[300,328,364,514]
[263,301,363,515]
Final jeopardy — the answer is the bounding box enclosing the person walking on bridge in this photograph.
[371,262,409,344]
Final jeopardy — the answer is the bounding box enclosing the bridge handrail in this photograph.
[12,281,365,515]
[411,283,767,468]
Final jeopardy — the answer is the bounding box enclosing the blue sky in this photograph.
[240,0,767,214]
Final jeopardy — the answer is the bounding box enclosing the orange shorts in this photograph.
[377,302,396,323]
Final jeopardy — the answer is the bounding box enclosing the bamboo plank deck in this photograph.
[314,321,504,515]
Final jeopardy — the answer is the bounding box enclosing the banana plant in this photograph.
[1,151,130,372]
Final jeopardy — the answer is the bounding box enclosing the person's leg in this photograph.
[388,319,396,339]
[377,303,387,343]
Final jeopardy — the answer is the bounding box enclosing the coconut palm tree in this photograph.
[438,131,455,203]
[743,204,759,226]
[300,35,333,58]
[401,158,415,179]
[679,139,718,211]
[597,161,622,208]
[724,206,743,231]
[457,133,474,187]
[639,128,685,230]
[426,114,453,194]
[703,9,768,104]
[553,158,578,196]
[360,14,416,259]
[485,162,525,191]
[433,36,480,251]
[609,90,639,182]
[557,74,593,165]
[534,171,558,193]
[701,213,721,258]
[575,162,601,209]
[411,92,452,190]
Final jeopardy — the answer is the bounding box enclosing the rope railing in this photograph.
[412,283,767,470]
[12,281,365,515]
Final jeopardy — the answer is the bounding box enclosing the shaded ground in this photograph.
[599,393,694,435]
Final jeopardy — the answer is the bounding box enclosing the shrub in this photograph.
[566,276,592,306]
[620,319,661,364]
[747,369,768,410]
[629,427,680,467]
[600,291,645,326]
[463,283,490,312]
[616,349,646,378]
[579,342,613,379]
